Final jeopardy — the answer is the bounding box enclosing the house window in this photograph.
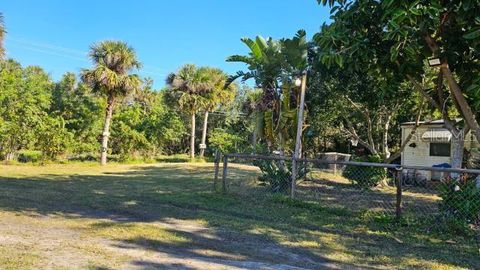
[429,143,451,157]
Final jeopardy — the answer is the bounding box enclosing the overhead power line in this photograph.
[5,35,166,77]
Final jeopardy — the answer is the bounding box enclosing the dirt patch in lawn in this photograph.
[0,211,346,270]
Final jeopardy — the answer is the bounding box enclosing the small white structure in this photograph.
[401,120,479,181]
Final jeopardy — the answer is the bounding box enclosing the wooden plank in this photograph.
[213,150,220,191]
[396,169,403,221]
[222,155,228,193]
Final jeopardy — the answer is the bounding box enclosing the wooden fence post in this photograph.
[222,155,228,193]
[395,167,403,221]
[213,150,220,191]
[291,157,297,199]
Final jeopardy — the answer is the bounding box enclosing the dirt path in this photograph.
[0,211,351,270]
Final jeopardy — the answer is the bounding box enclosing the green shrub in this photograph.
[156,154,193,163]
[68,153,98,162]
[37,117,74,160]
[439,177,480,225]
[254,159,308,193]
[342,155,387,188]
[208,128,245,153]
[17,150,42,163]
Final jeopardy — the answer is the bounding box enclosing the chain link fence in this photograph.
[213,153,480,237]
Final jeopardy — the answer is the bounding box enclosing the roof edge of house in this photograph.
[401,119,462,127]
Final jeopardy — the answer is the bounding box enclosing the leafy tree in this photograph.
[315,0,480,167]
[0,60,53,160]
[200,84,258,154]
[37,116,73,161]
[51,72,102,155]
[110,104,152,160]
[208,128,244,153]
[81,41,142,165]
[144,93,187,155]
[308,60,423,162]
[166,64,210,159]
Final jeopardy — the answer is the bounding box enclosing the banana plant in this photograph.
[227,30,308,154]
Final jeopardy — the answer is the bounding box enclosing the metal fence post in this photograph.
[213,149,220,191]
[222,155,228,193]
[395,167,403,221]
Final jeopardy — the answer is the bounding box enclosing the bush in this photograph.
[68,153,98,162]
[254,159,308,193]
[208,128,245,153]
[37,117,74,160]
[342,155,387,188]
[439,177,480,225]
[17,150,42,163]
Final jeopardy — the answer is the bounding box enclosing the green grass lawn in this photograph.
[0,163,477,269]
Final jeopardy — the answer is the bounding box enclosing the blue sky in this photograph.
[2,0,330,89]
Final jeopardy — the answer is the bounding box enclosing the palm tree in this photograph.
[81,40,141,165]
[0,13,5,58]
[166,64,210,159]
[198,68,236,158]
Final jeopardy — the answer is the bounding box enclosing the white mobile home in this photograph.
[400,120,479,181]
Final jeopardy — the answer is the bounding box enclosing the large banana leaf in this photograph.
[240,38,263,60]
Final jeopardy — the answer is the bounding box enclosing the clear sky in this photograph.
[2,0,330,89]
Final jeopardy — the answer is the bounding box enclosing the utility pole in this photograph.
[291,71,307,199]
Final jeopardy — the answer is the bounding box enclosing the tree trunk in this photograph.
[441,66,480,139]
[199,111,209,158]
[190,112,196,159]
[100,96,115,165]
[383,114,392,159]
[5,152,15,161]
[422,35,480,140]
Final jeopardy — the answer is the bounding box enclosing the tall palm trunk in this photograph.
[199,111,209,158]
[100,96,115,165]
[190,112,196,159]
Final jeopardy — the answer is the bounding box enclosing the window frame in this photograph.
[429,142,451,157]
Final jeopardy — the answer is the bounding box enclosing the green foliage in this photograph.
[110,104,152,160]
[439,177,480,225]
[0,59,192,162]
[37,117,74,160]
[165,64,210,115]
[17,150,42,163]
[227,31,308,153]
[51,72,102,154]
[0,60,54,159]
[254,160,308,193]
[143,108,186,155]
[342,155,387,188]
[81,40,142,164]
[316,0,480,139]
[81,41,142,99]
[208,128,244,153]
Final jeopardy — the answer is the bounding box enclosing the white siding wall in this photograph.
[401,126,451,180]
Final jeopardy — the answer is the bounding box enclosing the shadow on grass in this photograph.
[0,164,477,269]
